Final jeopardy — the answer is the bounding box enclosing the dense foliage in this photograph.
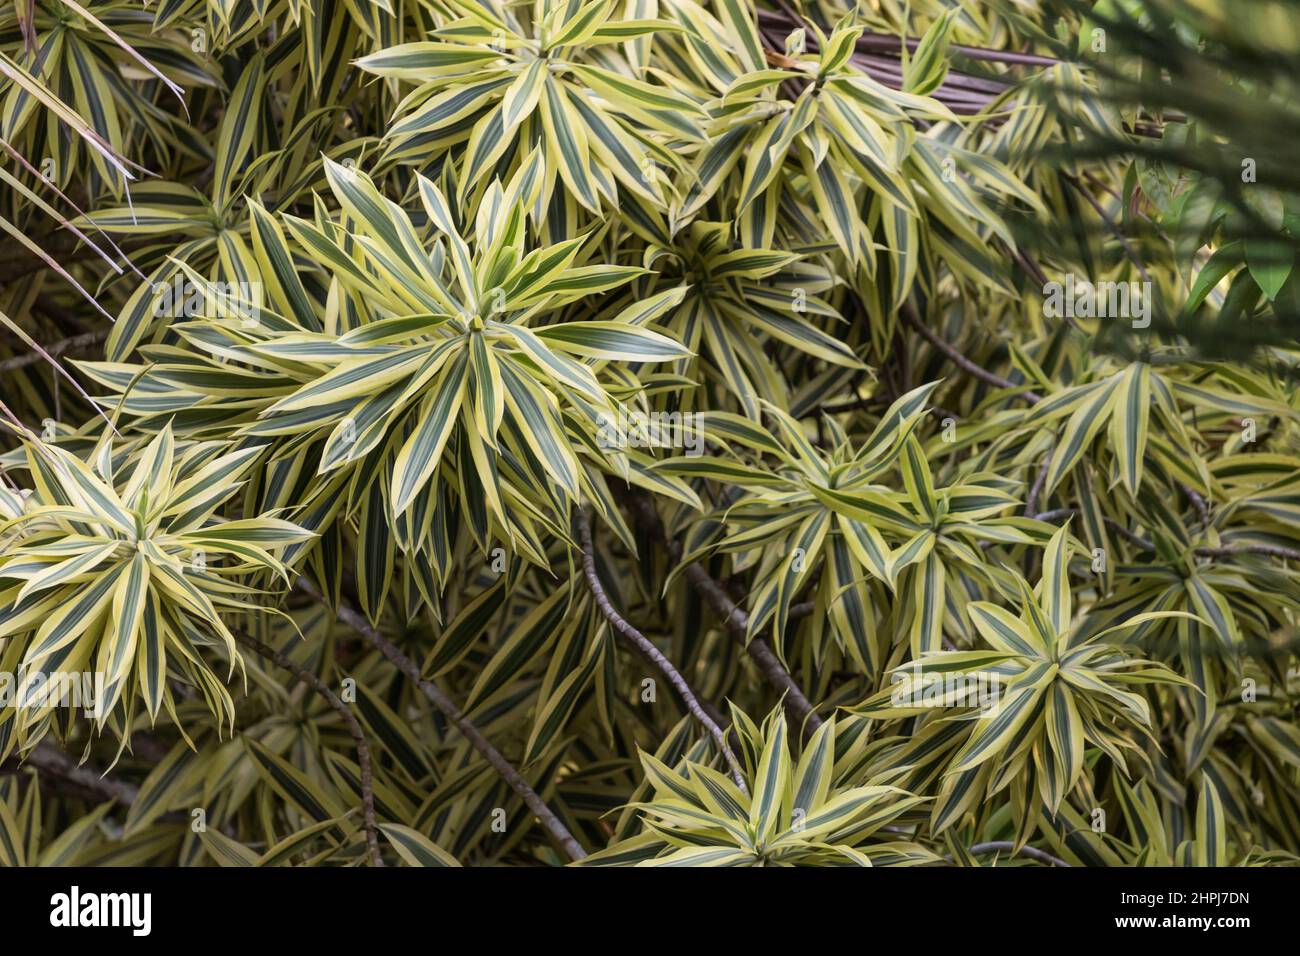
[1,0,1299,867]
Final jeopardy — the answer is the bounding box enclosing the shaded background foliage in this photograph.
[0,0,1298,866]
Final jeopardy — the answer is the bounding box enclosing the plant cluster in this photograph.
[0,0,1299,867]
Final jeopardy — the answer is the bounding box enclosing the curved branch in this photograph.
[682,562,825,739]
[854,33,1061,68]
[1196,544,1300,562]
[965,841,1072,867]
[575,509,749,794]
[21,742,139,806]
[616,486,821,738]
[234,630,383,868]
[295,577,588,863]
[903,304,1041,404]
[616,487,825,740]
[0,328,108,372]
[1025,448,1054,517]
[1035,508,1300,563]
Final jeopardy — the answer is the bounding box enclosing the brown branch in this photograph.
[1037,508,1300,563]
[0,234,112,284]
[575,509,749,793]
[1064,175,1152,283]
[750,14,1049,121]
[963,841,1072,867]
[853,32,1061,68]
[1196,544,1300,562]
[1181,483,1211,527]
[234,630,383,868]
[0,139,145,281]
[1025,449,1053,517]
[294,577,588,863]
[22,741,139,807]
[0,328,108,372]
[903,303,1041,404]
[681,562,824,739]
[1104,518,1155,551]
[615,488,824,740]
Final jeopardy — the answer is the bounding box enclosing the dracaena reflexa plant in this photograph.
[666,381,1047,671]
[688,11,1047,339]
[71,53,329,362]
[584,707,938,866]
[0,0,203,195]
[1104,776,1239,867]
[241,158,688,511]
[665,384,939,659]
[0,427,310,747]
[4,0,1300,871]
[81,157,695,596]
[631,217,863,417]
[881,432,1055,657]
[1011,354,1297,499]
[714,16,991,264]
[860,525,1197,836]
[358,0,706,213]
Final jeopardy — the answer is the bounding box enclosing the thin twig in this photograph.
[0,235,110,284]
[756,9,1060,66]
[1025,450,1053,517]
[855,33,1060,68]
[1064,175,1151,283]
[1181,483,1211,527]
[1037,509,1300,563]
[616,487,825,740]
[680,561,825,740]
[23,742,139,807]
[0,328,108,372]
[234,630,384,868]
[0,138,144,281]
[1104,518,1155,551]
[963,841,1072,867]
[294,577,587,863]
[1032,507,1075,523]
[1196,544,1300,562]
[902,304,1041,404]
[575,509,748,794]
